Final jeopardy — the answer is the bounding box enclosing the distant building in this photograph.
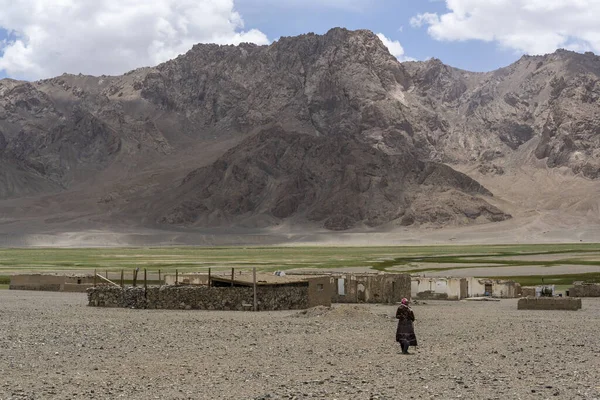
[328,273,411,304]
[568,282,600,297]
[10,273,96,292]
[411,276,521,299]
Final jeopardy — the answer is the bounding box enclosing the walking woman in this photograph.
[395,298,417,354]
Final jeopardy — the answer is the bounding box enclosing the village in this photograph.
[9,269,598,311]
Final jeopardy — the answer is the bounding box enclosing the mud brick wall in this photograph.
[568,284,600,297]
[331,274,411,304]
[517,297,582,310]
[87,285,311,311]
[10,274,65,291]
[521,287,536,297]
[10,274,96,292]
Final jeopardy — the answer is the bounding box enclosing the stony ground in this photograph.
[1,291,599,400]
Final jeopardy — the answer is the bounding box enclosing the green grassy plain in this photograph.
[1,243,600,288]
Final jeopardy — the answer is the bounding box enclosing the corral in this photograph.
[88,273,332,310]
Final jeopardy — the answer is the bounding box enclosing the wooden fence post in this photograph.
[231,268,235,287]
[133,268,138,287]
[253,267,257,312]
[144,269,147,297]
[94,269,97,287]
[208,268,211,287]
[175,269,178,286]
[158,269,161,284]
[120,269,124,288]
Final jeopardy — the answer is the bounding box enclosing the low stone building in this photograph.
[568,282,600,297]
[10,274,96,292]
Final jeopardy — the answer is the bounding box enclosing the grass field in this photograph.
[1,243,600,287]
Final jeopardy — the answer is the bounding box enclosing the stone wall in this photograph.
[517,297,582,310]
[87,285,315,311]
[568,283,600,297]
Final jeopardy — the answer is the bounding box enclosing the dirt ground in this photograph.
[1,291,599,400]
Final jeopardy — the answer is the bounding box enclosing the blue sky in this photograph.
[235,0,516,72]
[0,0,597,80]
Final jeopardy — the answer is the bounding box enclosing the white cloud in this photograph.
[0,0,269,80]
[411,0,600,55]
[376,33,414,61]
[239,0,372,11]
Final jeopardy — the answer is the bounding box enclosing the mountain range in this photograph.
[1,28,599,246]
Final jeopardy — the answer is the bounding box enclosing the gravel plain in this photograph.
[1,291,599,400]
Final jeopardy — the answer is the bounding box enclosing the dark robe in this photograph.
[395,304,418,346]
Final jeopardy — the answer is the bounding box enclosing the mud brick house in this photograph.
[411,277,469,300]
[327,273,411,304]
[10,274,96,292]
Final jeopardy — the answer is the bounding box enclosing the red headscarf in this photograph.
[401,298,408,305]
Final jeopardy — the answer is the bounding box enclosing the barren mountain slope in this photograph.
[160,126,508,230]
[402,50,600,177]
[0,28,599,241]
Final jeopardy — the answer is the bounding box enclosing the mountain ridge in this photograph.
[0,27,599,239]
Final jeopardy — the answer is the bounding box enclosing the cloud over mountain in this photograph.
[0,0,269,80]
[412,0,600,55]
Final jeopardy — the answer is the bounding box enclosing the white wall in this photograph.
[467,278,487,297]
[411,277,464,300]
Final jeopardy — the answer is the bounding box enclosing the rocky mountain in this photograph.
[1,28,599,236]
[160,126,507,230]
[402,50,600,177]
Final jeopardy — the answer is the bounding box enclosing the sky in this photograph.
[1,0,599,80]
